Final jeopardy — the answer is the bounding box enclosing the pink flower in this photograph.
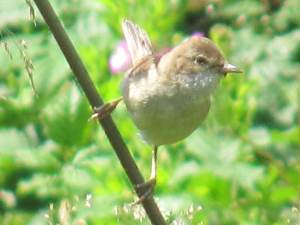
[191,32,204,38]
[109,40,132,74]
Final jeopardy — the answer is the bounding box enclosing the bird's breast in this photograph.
[121,70,218,146]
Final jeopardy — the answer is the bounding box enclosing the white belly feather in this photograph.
[121,68,220,146]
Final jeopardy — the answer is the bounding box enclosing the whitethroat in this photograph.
[93,19,242,202]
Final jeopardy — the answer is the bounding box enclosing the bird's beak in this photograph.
[222,63,242,74]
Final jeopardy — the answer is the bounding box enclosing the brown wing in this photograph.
[122,19,153,66]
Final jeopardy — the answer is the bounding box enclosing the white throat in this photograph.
[172,71,221,101]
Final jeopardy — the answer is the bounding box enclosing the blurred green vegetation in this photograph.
[0,0,300,224]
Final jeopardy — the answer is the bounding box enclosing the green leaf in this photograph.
[42,85,93,147]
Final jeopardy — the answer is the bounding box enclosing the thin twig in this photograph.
[32,0,167,224]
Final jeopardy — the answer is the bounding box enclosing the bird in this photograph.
[93,19,242,202]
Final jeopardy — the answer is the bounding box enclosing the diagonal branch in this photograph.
[32,0,167,224]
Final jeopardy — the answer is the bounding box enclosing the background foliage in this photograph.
[0,0,299,224]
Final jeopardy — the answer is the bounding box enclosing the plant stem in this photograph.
[32,0,167,224]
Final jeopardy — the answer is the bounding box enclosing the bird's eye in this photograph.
[194,55,207,65]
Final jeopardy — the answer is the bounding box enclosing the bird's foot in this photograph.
[132,178,156,205]
[89,98,122,121]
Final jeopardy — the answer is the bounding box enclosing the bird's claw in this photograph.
[89,98,122,121]
[132,178,156,205]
